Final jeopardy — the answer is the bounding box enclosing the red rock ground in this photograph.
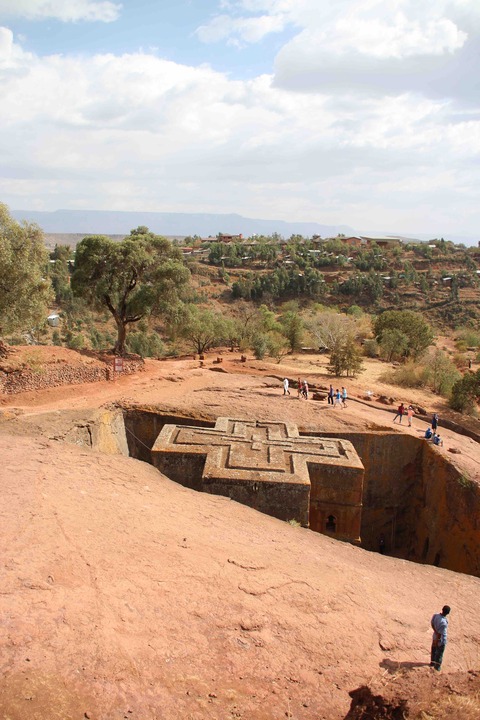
[1,348,480,720]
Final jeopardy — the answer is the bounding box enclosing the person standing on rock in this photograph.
[430,605,450,671]
[335,388,342,407]
[432,413,439,434]
[341,386,348,408]
[297,378,302,399]
[393,403,405,423]
[283,378,290,396]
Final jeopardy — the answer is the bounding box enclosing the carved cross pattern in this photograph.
[152,417,358,485]
[151,417,364,542]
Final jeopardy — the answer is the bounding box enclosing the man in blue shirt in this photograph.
[430,605,451,670]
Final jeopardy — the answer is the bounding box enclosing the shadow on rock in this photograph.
[380,658,431,674]
[343,685,408,720]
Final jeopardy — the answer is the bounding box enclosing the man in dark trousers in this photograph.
[393,402,405,423]
[430,605,451,671]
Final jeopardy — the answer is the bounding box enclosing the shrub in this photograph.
[363,339,379,358]
[89,327,112,351]
[380,363,424,388]
[452,353,469,370]
[456,330,480,348]
[126,331,164,358]
[252,333,269,360]
[266,332,290,363]
[66,333,85,351]
[7,335,28,345]
[346,305,363,318]
[52,330,62,346]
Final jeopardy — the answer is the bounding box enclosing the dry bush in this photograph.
[415,693,480,719]
[452,352,469,370]
[380,362,424,388]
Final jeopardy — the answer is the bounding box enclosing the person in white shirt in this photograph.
[430,605,450,670]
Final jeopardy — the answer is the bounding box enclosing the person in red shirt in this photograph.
[393,403,405,423]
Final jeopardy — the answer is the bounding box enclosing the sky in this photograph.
[0,0,479,237]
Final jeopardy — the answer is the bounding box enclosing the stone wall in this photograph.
[0,357,144,395]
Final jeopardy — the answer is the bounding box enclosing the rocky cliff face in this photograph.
[331,432,480,576]
[415,442,480,575]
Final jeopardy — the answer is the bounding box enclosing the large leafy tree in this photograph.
[71,227,190,355]
[0,203,53,354]
[374,310,434,360]
[178,304,228,355]
[327,336,364,377]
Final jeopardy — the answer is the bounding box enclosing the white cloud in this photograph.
[0,0,121,23]
[196,12,286,45]
[323,14,466,59]
[200,0,472,53]
[0,16,479,235]
[200,1,479,108]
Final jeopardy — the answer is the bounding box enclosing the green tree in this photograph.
[450,370,480,414]
[279,309,303,352]
[374,310,434,359]
[327,337,364,377]
[423,348,461,395]
[378,328,409,362]
[178,305,227,354]
[50,244,73,304]
[0,203,53,354]
[266,331,290,363]
[71,227,189,355]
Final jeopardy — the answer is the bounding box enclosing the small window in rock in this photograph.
[326,515,337,532]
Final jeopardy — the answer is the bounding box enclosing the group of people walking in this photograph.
[283,381,443,446]
[298,378,308,399]
[327,384,347,408]
[283,377,310,399]
[284,379,349,406]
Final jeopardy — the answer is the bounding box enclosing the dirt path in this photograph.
[2,351,478,481]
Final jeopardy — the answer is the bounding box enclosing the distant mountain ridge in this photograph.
[11,208,355,239]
